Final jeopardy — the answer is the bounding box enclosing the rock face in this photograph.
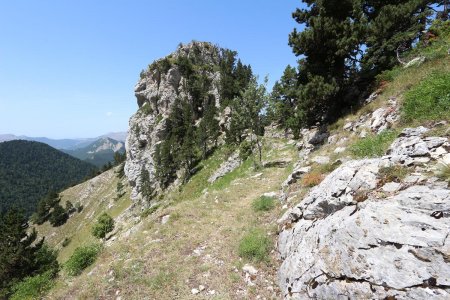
[278,129,450,299]
[125,42,222,201]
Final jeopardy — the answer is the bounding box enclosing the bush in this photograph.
[402,72,450,124]
[62,237,71,248]
[301,171,324,187]
[239,140,253,161]
[10,270,55,300]
[252,196,275,212]
[65,244,101,276]
[350,130,397,158]
[238,229,271,262]
[437,163,450,183]
[91,213,115,239]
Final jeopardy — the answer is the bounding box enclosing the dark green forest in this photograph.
[0,140,96,215]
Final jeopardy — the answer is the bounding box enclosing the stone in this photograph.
[442,153,450,165]
[312,156,330,165]
[161,214,170,225]
[278,178,450,299]
[208,152,242,183]
[400,126,429,137]
[191,288,200,295]
[370,105,398,133]
[198,285,205,291]
[359,130,367,138]
[334,147,346,154]
[277,130,450,299]
[431,146,448,159]
[263,191,278,198]
[343,122,353,131]
[381,182,401,192]
[242,264,258,275]
[327,134,338,144]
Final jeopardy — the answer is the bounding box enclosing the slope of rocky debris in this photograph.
[277,126,450,299]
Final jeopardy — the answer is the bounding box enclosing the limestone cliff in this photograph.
[125,41,222,202]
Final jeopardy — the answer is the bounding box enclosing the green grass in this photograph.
[350,130,398,158]
[437,163,450,183]
[402,72,450,124]
[147,269,175,291]
[65,244,102,276]
[238,228,271,262]
[252,196,275,212]
[10,270,55,300]
[210,158,254,191]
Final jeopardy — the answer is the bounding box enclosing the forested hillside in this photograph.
[0,140,96,215]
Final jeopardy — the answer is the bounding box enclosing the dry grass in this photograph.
[46,138,297,299]
[301,171,325,187]
[35,167,132,263]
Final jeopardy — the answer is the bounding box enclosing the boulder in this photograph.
[278,129,450,299]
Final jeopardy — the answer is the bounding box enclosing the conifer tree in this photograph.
[0,209,58,297]
[362,0,432,77]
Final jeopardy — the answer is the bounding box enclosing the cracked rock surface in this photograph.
[278,128,450,299]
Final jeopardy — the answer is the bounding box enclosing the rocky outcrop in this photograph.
[208,152,242,183]
[343,97,399,134]
[278,128,450,299]
[125,42,222,201]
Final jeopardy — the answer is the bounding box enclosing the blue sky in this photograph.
[0,1,301,138]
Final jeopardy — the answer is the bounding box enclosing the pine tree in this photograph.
[49,203,68,227]
[0,209,58,297]
[362,0,432,77]
[289,0,365,124]
[268,65,303,136]
[229,76,268,166]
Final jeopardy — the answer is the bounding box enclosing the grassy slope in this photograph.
[42,31,449,299]
[48,138,296,299]
[36,167,132,263]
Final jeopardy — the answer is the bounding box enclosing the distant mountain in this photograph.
[0,140,96,215]
[0,132,127,150]
[63,137,125,167]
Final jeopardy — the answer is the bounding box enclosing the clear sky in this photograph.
[0,0,301,139]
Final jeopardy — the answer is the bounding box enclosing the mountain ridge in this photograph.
[0,132,127,150]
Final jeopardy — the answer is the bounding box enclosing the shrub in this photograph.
[10,270,55,300]
[238,229,271,262]
[239,140,253,161]
[252,196,275,212]
[62,237,71,247]
[65,244,101,276]
[301,171,324,187]
[402,72,450,124]
[436,163,450,183]
[91,213,115,239]
[349,130,397,158]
